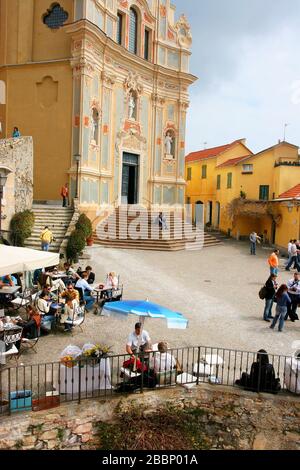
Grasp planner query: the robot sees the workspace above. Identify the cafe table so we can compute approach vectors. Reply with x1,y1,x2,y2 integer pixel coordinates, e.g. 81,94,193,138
0,286,21,296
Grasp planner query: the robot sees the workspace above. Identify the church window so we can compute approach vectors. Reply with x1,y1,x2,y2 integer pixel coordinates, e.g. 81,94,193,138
43,3,69,29
117,13,123,45
129,8,138,54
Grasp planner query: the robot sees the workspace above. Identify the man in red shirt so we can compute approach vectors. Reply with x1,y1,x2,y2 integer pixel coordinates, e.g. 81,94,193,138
61,183,69,207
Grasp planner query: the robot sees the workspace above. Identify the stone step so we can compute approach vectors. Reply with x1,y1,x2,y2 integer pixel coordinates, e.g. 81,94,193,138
93,239,221,249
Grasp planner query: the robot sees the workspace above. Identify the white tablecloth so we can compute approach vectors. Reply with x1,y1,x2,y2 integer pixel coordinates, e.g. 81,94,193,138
57,358,112,394
284,359,300,394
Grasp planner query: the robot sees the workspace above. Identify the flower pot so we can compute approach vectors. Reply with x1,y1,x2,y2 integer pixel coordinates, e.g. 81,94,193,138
86,237,94,247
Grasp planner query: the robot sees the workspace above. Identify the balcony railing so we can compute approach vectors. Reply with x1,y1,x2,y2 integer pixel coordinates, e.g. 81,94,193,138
274,161,300,167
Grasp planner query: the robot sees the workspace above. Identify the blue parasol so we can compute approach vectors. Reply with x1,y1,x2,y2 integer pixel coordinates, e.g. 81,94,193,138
102,299,188,329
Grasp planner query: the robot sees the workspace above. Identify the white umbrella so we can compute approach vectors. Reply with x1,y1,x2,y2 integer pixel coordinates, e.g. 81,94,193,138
0,245,59,276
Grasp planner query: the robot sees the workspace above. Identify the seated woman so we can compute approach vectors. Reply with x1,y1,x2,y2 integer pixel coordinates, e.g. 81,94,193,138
15,305,41,349
235,349,281,394
36,291,57,333
100,272,119,300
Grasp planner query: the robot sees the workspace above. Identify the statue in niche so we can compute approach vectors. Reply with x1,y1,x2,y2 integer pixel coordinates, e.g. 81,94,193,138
128,91,136,120
165,131,174,157
91,108,99,144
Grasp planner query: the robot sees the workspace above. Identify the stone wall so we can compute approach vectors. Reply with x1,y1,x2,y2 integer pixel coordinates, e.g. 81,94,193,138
0,137,33,230
0,384,299,450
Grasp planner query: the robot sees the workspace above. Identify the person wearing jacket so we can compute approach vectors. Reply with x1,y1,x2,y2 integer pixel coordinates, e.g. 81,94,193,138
270,284,291,332
285,272,300,322
40,226,54,252
235,349,281,393
263,274,278,322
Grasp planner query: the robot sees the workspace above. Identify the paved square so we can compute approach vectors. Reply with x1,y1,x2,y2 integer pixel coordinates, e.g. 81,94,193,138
16,240,300,366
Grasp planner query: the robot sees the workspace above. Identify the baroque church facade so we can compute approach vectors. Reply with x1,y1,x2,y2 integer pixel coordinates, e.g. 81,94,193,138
0,0,196,217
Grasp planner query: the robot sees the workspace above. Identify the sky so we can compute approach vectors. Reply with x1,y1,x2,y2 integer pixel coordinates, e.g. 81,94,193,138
173,0,300,154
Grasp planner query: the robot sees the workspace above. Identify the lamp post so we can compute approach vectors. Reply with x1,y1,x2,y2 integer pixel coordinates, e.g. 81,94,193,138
74,154,81,199
0,167,12,233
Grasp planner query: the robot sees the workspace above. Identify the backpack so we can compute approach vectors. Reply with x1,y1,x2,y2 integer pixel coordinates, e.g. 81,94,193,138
259,285,267,300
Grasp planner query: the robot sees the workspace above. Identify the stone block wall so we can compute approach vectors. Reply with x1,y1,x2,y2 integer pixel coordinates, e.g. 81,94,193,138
0,137,33,231
0,384,299,450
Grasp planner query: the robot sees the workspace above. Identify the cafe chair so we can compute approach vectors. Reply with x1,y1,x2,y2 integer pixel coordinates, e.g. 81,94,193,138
18,329,40,357
0,328,23,366
10,288,33,312
64,308,85,335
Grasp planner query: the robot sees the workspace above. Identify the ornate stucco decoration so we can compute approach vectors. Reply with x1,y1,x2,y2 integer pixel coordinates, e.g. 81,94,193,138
101,71,116,87
124,72,144,97
175,14,192,48
151,93,165,106
115,127,147,168
71,57,95,78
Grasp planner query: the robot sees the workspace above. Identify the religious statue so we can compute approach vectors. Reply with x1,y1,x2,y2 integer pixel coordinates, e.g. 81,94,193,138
90,108,99,144
128,92,136,120
165,132,173,156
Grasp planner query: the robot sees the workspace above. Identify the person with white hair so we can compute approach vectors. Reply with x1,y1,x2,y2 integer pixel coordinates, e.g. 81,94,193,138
150,341,177,373
284,349,300,394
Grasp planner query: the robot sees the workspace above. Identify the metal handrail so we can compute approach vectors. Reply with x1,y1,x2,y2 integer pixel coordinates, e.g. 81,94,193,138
0,344,298,416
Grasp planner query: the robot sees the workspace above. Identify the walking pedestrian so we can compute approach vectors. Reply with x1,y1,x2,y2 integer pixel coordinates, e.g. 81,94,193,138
40,226,53,252
285,240,293,269
270,284,291,332
268,249,279,276
286,240,300,271
249,231,261,255
60,182,69,207
285,273,300,322
263,273,278,322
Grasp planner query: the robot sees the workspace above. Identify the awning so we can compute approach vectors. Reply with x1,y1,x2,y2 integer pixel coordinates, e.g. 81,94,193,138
0,244,59,276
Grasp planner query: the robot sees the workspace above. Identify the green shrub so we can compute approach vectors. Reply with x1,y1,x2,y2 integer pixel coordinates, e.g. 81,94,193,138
66,229,86,263
75,213,93,239
10,210,35,247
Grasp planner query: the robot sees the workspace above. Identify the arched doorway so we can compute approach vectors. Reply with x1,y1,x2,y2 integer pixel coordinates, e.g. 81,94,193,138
206,201,213,225
195,200,204,225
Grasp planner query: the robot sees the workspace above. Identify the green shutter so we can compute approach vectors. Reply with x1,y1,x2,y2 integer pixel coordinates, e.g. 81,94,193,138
227,172,232,189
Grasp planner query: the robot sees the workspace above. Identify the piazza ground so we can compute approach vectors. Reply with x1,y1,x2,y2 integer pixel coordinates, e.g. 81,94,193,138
15,239,300,366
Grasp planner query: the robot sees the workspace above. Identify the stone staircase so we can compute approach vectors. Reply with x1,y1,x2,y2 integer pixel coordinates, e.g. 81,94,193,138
93,206,222,251
24,204,74,253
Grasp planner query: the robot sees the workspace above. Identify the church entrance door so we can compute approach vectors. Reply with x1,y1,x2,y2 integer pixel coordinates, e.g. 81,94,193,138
121,153,139,205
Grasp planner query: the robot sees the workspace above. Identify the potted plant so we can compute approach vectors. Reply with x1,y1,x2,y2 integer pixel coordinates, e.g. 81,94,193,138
75,214,93,246
82,344,113,365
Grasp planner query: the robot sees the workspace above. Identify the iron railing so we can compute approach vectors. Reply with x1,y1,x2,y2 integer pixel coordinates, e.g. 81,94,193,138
0,345,299,416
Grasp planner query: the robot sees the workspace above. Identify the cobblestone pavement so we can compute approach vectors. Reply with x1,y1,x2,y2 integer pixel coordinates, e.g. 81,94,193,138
17,240,300,366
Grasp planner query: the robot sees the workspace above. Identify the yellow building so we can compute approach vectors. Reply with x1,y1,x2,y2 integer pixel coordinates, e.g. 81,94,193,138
185,140,300,250
0,0,196,219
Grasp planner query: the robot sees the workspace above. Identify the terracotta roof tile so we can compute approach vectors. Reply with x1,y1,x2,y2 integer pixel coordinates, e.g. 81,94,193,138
185,139,252,164
278,184,300,199
185,143,233,163
217,155,252,168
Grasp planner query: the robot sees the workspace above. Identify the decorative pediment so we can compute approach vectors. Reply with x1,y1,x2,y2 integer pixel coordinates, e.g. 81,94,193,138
175,14,192,48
